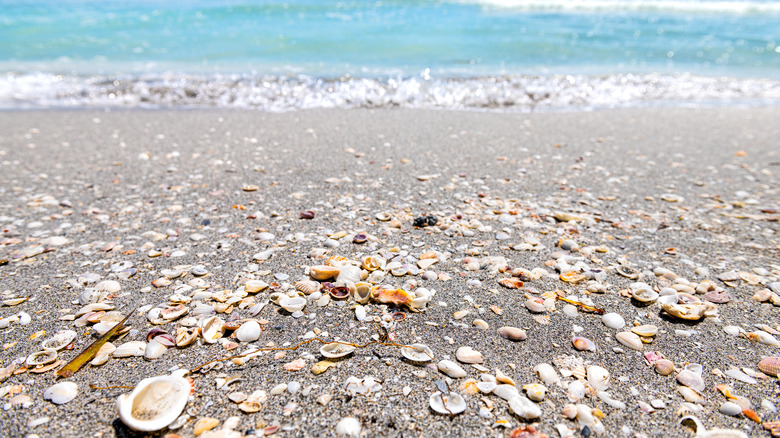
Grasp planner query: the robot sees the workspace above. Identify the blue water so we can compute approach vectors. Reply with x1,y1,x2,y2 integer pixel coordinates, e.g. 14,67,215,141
1,0,779,110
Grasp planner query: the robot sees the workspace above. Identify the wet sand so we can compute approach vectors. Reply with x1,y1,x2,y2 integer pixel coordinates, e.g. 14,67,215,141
0,107,779,438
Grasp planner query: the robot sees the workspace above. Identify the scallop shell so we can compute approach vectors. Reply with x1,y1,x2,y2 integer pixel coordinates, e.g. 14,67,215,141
401,344,434,362
294,280,321,295
601,313,625,330
497,326,527,342
43,382,78,405
437,360,467,378
429,391,466,415
41,330,77,351
587,365,610,391
309,265,340,281
117,374,191,432
572,336,596,352
26,349,58,366
758,356,780,377
320,343,356,358
235,320,261,343
616,332,644,351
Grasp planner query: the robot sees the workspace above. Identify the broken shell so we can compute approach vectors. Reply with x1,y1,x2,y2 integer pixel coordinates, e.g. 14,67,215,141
361,255,386,272
534,363,560,387
401,344,434,363
758,357,780,377
276,296,306,313
144,338,168,360
616,332,644,351
244,280,269,293
661,302,717,321
320,343,356,358
524,298,547,313
631,325,659,337
437,360,467,378
113,341,147,358
43,382,78,405
294,280,320,295
508,395,542,420
497,326,527,341
91,342,116,366
572,336,596,352
523,383,547,402
200,316,225,344
680,415,747,438
175,327,199,347
370,286,413,308
499,277,524,289
309,265,340,281
26,349,58,366
429,391,466,415
235,321,261,343
116,374,191,432
455,346,483,364
41,330,77,351
353,282,371,304
587,365,610,391
616,265,639,279
601,312,625,330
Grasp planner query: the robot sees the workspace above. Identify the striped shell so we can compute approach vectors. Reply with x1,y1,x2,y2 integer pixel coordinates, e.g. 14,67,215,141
294,280,321,295
758,356,780,377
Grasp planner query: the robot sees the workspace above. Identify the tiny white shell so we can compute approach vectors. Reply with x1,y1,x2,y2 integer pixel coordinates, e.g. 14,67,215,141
43,382,78,405
235,320,261,343
320,343,357,358
400,344,434,362
429,391,466,415
601,312,625,330
335,416,362,437
116,374,191,432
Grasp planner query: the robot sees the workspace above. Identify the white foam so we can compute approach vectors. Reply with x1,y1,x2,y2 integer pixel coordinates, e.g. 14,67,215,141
455,0,780,14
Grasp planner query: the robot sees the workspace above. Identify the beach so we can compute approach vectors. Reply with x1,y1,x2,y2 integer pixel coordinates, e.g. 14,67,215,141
0,107,779,438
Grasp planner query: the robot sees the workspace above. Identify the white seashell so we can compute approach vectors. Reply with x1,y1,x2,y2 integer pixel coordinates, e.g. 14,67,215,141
723,325,743,336
95,280,121,293
567,380,586,402
525,299,547,313
429,391,466,415
508,395,542,420
724,368,757,385
534,363,560,386
616,331,644,351
601,312,625,330
437,360,467,378
320,343,357,358
677,386,703,403
676,364,705,392
455,346,483,364
523,383,547,402
572,336,596,352
277,296,306,313
26,349,58,366
497,326,527,341
335,416,362,436
143,338,168,360
587,365,610,391
400,344,434,362
336,265,361,284
244,280,269,293
113,341,147,358
117,374,191,432
719,402,742,416
749,330,780,347
631,325,658,337
657,294,679,305
631,284,659,304
43,382,78,405
476,381,497,394
200,316,225,344
597,391,626,409
354,305,367,321
680,415,747,438
41,330,77,351
661,302,717,321
91,342,116,366
235,320,261,343
492,384,520,401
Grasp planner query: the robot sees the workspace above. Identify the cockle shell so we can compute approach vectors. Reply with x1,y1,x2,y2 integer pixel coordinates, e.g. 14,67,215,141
294,280,320,295
758,357,780,377
437,360,467,378
616,332,644,351
235,320,261,343
429,391,466,415
587,366,610,391
117,373,191,432
320,343,356,358
572,336,596,352
401,344,434,362
43,382,78,405
41,330,77,351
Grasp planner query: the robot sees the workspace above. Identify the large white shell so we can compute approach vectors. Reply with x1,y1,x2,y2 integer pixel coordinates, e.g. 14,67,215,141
117,374,191,432
587,366,610,391
616,332,644,351
401,344,434,362
429,391,466,415
235,320,261,343
41,330,77,351
437,360,467,378
320,343,357,358
113,341,147,358
277,296,306,313
43,382,78,405
601,312,625,330
336,265,362,284
534,363,560,386
144,338,168,360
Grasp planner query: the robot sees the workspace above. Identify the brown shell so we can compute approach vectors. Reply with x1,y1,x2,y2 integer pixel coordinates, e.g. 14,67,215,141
499,277,524,289
758,356,780,377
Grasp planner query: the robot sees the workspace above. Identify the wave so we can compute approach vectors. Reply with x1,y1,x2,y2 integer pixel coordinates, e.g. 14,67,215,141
456,0,780,14
1,72,779,112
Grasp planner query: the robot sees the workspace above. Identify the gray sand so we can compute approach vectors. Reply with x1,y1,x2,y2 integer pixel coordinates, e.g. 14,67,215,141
0,107,779,438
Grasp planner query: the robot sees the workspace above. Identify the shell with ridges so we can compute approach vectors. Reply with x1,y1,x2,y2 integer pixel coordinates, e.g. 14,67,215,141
294,280,320,295
235,320,261,343
116,373,191,432
758,357,780,377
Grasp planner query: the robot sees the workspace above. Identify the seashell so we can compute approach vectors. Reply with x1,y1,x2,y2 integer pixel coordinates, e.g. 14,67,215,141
654,359,675,376
144,338,168,360
41,330,77,351
616,332,644,351
244,280,269,293
294,280,320,295
477,381,497,393
193,417,220,435
524,298,547,313
719,402,743,416
630,283,659,304
658,294,679,305
703,290,732,303
151,278,171,288
534,363,560,386
493,385,520,402
336,265,362,284
497,326,527,341
116,373,191,432
336,416,362,437
437,360,467,378
95,280,121,293
160,304,188,322
309,265,340,281
676,364,705,392
562,403,578,419
200,316,225,344
361,255,386,272
498,277,524,289
587,365,610,391
371,286,413,308
43,382,78,405
508,395,542,420
615,265,639,279
320,343,356,358
26,349,58,366
677,386,703,403
235,320,261,343
631,325,659,337
472,319,489,330
429,391,466,415
680,415,748,438
747,330,780,347
572,336,596,352
661,302,716,321
455,346,483,364
601,312,625,330
724,368,757,385
353,282,371,304
328,285,351,300
598,391,626,409
175,327,199,347
758,357,780,377
523,383,547,402
401,344,434,363
276,296,306,313
113,341,147,357
567,380,586,402
91,342,116,366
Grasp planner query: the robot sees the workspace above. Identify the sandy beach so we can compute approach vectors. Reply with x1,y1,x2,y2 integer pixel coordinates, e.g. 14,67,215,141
0,107,779,438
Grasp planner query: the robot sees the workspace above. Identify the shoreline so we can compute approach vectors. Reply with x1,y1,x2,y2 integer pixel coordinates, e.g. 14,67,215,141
0,107,778,438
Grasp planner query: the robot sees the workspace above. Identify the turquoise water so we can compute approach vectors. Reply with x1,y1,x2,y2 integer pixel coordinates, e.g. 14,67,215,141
1,0,779,110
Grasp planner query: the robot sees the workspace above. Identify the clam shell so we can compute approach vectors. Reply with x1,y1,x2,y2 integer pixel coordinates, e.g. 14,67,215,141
244,280,269,293
41,330,77,351
587,365,610,391
200,316,225,343
497,326,527,342
26,349,58,366
749,330,780,347
601,312,625,330
175,327,199,347
43,382,78,405
455,346,483,364
278,296,306,313
719,402,743,416
437,360,467,378
90,342,116,366
309,265,340,281
144,338,168,360
401,344,434,362
758,356,780,377
534,363,560,386
235,320,261,343
630,283,659,304
117,374,191,432
320,343,356,358
113,341,147,358
631,325,658,337
572,336,596,352
95,280,121,293
353,282,371,304
429,391,466,415
616,332,644,351
676,365,705,392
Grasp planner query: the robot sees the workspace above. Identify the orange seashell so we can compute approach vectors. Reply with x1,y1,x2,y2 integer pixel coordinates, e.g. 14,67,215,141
572,336,596,352
560,271,586,284
370,286,413,307
509,425,546,438
758,356,780,377
499,277,524,289
743,408,761,423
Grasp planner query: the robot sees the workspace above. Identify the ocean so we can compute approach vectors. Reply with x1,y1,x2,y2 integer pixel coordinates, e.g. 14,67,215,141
1,0,779,111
